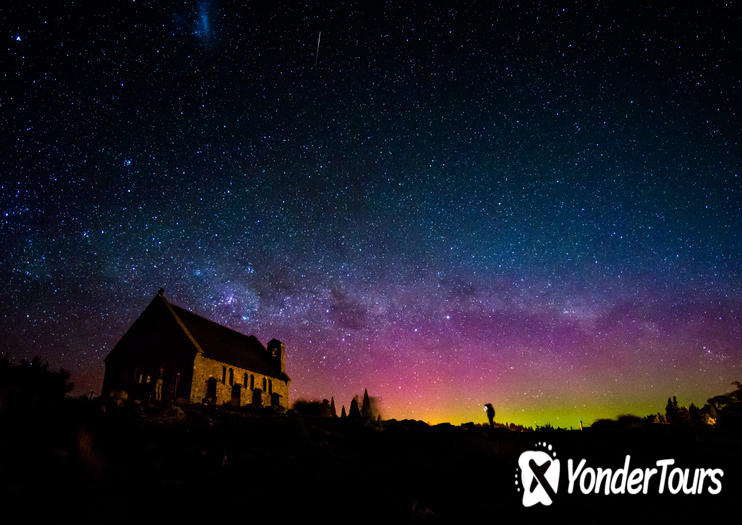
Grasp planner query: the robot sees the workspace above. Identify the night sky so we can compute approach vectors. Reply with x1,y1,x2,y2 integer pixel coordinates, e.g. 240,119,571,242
2,1,740,426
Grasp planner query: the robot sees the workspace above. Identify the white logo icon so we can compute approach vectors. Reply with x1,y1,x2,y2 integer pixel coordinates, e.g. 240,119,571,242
516,442,560,507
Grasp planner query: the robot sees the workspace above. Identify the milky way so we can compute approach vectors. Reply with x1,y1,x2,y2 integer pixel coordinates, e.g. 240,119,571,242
2,1,740,425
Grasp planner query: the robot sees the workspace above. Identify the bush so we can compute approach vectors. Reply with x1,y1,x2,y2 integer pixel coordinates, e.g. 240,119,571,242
0,355,73,414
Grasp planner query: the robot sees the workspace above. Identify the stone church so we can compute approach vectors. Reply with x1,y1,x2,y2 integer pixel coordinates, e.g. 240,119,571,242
102,289,290,409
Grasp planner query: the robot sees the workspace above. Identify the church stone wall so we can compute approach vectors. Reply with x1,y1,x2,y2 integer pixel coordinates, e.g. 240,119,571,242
190,353,289,409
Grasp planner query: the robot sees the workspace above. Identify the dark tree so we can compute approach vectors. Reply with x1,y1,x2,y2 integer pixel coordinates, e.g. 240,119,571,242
361,388,370,419
349,395,361,418
689,403,702,425
330,396,337,417
665,396,678,423
665,395,690,425
0,355,73,414
705,381,742,430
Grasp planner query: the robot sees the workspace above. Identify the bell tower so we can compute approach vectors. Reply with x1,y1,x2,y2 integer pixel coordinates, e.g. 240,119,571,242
267,338,285,374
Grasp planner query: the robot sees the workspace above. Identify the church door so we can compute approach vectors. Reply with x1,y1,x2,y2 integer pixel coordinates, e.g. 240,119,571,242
206,377,217,404
231,384,241,407
251,388,263,407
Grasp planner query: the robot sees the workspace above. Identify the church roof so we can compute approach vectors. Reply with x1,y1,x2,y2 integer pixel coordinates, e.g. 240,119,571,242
160,293,290,381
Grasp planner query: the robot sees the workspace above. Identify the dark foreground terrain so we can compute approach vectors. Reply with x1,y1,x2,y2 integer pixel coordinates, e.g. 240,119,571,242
1,399,740,524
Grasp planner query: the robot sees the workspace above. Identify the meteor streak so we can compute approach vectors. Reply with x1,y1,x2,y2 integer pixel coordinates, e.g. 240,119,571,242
314,31,321,67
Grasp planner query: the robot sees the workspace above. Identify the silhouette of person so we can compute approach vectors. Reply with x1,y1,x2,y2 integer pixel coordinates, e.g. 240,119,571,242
484,403,495,427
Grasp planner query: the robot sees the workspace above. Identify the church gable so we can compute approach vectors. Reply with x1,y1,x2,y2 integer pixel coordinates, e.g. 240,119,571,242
102,290,290,409
102,292,199,400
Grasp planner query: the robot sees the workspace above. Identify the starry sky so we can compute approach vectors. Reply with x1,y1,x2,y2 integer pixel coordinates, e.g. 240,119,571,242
2,1,740,426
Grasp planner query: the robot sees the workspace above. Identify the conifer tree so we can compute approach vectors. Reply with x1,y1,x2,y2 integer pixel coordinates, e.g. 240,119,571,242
361,388,371,418
349,395,361,418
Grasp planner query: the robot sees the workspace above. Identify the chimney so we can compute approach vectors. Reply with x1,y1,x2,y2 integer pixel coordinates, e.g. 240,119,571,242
267,339,285,374
158,288,165,296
